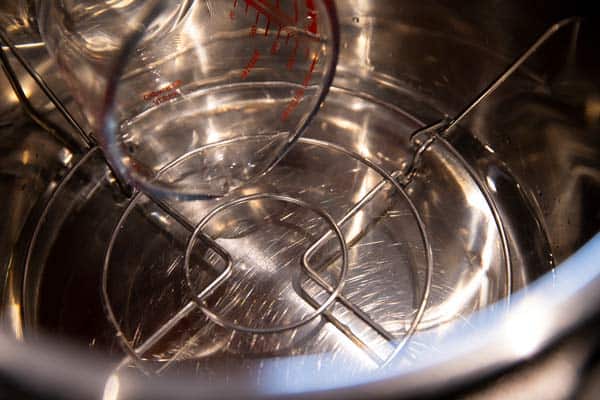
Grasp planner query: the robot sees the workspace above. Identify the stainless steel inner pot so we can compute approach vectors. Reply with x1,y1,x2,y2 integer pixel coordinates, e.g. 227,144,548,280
1,1,599,399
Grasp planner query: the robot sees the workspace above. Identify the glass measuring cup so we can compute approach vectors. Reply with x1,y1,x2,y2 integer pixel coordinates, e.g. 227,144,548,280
36,0,339,199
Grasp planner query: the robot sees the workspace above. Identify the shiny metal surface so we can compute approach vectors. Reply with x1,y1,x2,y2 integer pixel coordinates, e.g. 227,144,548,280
0,1,599,399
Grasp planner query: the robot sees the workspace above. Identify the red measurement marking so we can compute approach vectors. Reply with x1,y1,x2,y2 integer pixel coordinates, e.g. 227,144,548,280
287,38,299,70
303,54,317,85
143,80,182,106
282,87,304,121
229,9,236,20
286,57,295,70
241,49,261,79
245,0,295,27
233,1,323,120
153,91,180,105
281,55,318,120
271,40,280,54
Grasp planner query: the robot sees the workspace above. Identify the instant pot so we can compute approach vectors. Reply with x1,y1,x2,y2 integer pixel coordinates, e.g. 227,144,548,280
1,1,599,399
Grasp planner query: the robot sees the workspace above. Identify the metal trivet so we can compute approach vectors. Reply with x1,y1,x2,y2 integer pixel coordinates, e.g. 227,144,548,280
1,17,579,374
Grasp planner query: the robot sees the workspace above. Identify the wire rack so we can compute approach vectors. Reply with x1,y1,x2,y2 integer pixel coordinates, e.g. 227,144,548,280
0,16,580,374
